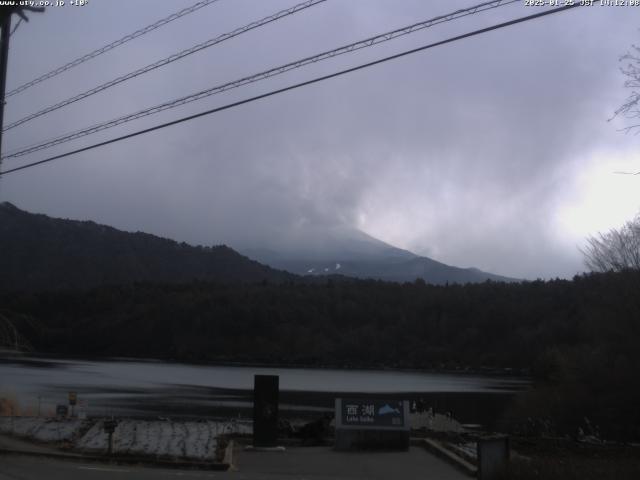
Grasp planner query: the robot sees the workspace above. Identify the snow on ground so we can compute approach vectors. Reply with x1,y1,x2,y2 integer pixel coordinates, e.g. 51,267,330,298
0,417,85,442
75,419,252,460
409,411,464,433
0,416,252,460
450,441,478,460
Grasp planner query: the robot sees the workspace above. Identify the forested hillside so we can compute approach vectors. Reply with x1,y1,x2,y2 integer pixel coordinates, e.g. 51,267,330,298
0,202,293,290
4,271,637,369
3,270,639,439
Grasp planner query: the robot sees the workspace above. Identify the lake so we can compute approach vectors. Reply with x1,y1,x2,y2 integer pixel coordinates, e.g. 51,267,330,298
0,355,527,426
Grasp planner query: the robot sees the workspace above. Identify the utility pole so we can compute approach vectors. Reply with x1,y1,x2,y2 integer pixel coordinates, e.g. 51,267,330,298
0,6,44,168
0,9,11,164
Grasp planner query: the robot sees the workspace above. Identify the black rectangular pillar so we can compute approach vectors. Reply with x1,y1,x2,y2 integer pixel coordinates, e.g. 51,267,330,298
253,374,279,447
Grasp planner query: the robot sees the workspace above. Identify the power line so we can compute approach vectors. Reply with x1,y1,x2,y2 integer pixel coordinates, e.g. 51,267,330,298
0,5,45,167
0,4,581,177
3,0,519,159
3,0,326,132
5,0,222,98
9,18,22,37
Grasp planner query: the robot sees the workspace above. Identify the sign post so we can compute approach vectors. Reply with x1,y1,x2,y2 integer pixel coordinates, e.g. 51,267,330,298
335,398,410,451
56,405,68,418
103,419,118,456
252,375,279,448
77,399,88,420
68,391,77,417
478,435,510,480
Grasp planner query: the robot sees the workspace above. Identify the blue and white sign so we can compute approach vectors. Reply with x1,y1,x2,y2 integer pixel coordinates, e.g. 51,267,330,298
339,398,406,427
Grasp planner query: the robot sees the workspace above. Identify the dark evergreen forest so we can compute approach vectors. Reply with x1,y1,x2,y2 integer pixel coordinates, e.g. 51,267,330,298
3,270,639,440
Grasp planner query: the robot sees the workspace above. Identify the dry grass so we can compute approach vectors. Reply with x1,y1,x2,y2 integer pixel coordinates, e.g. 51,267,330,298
509,438,640,480
0,393,20,416
509,455,640,480
0,393,51,417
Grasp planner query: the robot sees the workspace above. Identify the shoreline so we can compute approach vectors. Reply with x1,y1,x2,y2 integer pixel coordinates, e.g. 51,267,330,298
0,351,531,379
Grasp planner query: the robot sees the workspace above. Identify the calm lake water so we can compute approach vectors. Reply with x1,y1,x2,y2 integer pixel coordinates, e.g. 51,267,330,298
0,355,527,424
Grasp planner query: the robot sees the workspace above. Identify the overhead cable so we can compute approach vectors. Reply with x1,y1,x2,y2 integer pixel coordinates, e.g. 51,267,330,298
3,0,327,131
5,0,223,98
3,0,518,158
0,4,582,177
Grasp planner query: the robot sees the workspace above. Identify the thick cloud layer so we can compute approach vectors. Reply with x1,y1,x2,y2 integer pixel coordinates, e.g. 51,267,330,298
1,0,639,279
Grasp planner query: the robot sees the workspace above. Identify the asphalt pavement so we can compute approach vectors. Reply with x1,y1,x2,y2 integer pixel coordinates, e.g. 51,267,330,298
0,455,220,480
231,445,469,480
0,445,470,480
0,433,81,456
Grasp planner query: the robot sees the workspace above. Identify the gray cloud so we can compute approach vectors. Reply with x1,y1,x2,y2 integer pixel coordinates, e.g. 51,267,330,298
1,0,638,279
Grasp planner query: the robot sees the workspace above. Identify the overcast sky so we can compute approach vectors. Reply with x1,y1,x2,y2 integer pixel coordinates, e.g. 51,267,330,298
0,0,639,279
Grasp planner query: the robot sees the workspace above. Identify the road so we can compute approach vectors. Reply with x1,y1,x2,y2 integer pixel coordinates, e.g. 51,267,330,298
231,445,469,480
0,446,469,480
0,455,219,480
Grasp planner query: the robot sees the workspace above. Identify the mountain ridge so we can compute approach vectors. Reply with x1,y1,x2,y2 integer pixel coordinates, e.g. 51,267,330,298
0,202,516,290
241,225,517,284
0,202,293,291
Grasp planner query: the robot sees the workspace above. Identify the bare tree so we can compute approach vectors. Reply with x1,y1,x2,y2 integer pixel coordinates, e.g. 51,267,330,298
611,42,640,133
582,214,640,272
0,313,33,352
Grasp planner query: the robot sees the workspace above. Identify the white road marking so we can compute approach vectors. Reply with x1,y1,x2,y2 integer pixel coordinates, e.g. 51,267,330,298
159,473,217,478
76,465,216,477
77,466,131,473
151,473,217,478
